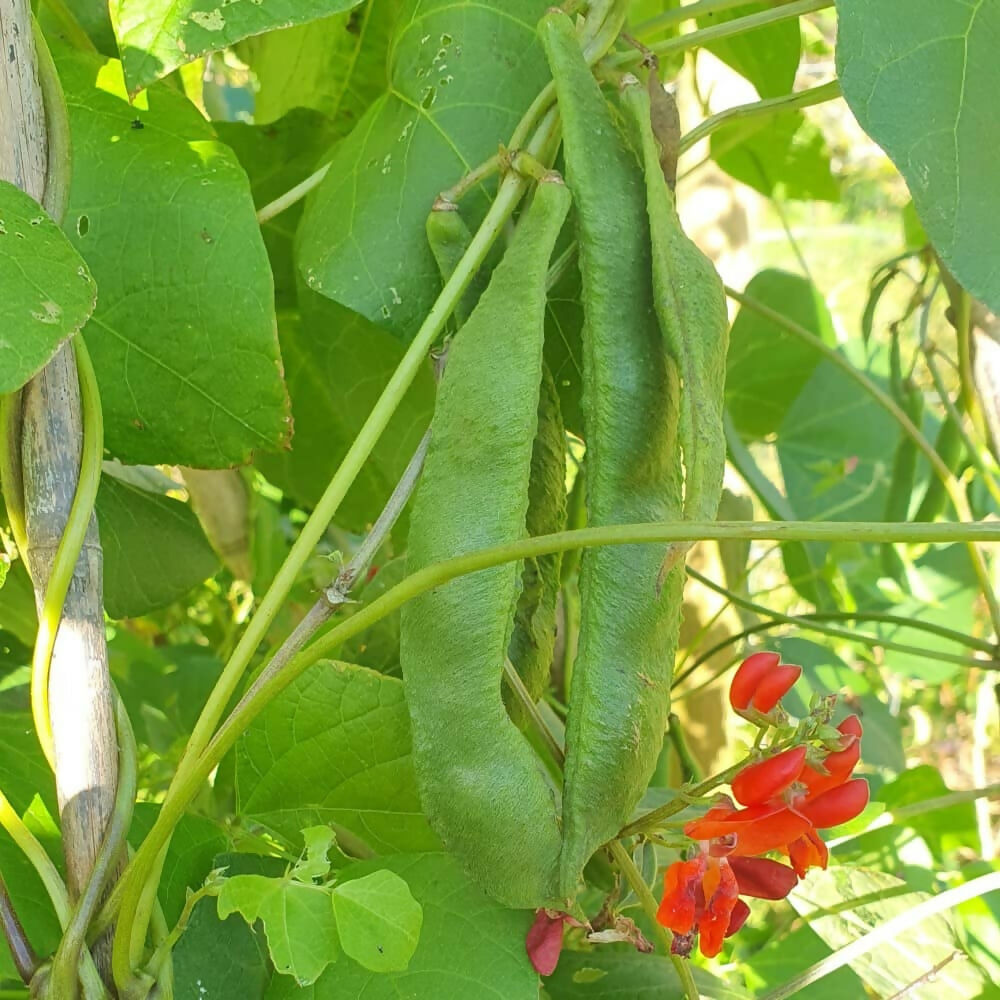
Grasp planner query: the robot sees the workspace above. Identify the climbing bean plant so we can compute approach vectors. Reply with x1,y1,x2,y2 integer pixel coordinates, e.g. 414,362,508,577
0,0,999,998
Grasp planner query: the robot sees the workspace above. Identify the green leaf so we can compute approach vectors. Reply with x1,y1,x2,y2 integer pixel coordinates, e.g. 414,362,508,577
0,559,37,646
297,0,554,340
712,109,839,201
546,952,751,999
790,867,989,999
836,0,1000,313
876,765,978,863
110,0,365,94
96,471,220,619
237,0,399,128
0,180,96,393
58,48,290,466
331,869,422,973
216,111,339,311
218,874,340,986
871,545,978,684
700,2,801,98
337,557,408,676
266,853,539,1000
777,358,900,523
236,660,439,854
726,269,836,439
254,298,433,533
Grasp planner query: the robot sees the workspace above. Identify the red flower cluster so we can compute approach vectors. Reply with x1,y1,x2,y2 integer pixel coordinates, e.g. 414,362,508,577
656,652,868,959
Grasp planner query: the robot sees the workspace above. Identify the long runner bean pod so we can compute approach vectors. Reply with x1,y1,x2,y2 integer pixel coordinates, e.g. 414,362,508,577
621,73,729,531
400,176,570,909
540,12,685,898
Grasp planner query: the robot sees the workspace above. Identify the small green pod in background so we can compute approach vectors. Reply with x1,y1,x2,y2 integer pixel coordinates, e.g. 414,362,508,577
540,11,685,899
425,199,480,328
506,364,567,729
400,176,570,910
621,74,729,531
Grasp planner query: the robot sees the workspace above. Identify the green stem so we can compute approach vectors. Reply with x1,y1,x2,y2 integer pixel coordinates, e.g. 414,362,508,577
617,0,834,65
0,392,27,558
255,163,330,224
51,698,136,1000
667,713,703,783
679,80,841,153
621,760,748,837
33,16,72,224
727,285,1000,637
30,336,103,771
674,567,996,681
440,154,501,205
607,840,698,1000
759,871,1000,1000
502,658,564,766
635,0,764,36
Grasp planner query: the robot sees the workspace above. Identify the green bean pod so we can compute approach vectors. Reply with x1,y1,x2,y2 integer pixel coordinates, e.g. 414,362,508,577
621,76,729,529
540,11,685,897
506,365,567,728
400,177,570,909
425,201,479,327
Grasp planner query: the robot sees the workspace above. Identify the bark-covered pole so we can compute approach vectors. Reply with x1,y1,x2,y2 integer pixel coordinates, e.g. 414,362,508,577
0,0,118,980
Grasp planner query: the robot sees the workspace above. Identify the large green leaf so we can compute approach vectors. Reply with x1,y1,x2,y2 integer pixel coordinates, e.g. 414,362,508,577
58,48,290,466
700,1,800,98
0,181,96,393
96,471,220,618
110,0,364,94
712,109,839,202
296,0,553,340
266,853,538,1000
236,660,438,854
726,269,836,440
238,0,399,128
836,1,1000,313
790,867,989,998
546,952,751,998
255,298,433,531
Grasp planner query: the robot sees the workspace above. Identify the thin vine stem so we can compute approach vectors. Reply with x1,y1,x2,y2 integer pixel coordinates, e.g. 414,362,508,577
255,163,330,224
607,840,698,1000
0,875,36,984
97,516,1000,936
759,871,1000,1000
673,567,997,685
30,336,104,771
679,79,841,154
616,0,834,65
634,0,759,36
726,285,1000,637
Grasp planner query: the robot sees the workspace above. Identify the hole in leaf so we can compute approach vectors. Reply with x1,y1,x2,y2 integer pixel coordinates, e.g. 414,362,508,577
77,215,89,237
